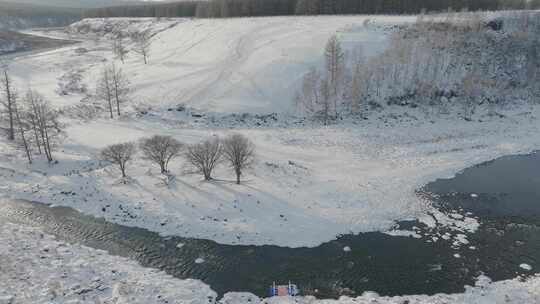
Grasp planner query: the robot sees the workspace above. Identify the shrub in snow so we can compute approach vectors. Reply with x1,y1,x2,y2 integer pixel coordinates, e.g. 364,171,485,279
56,70,87,96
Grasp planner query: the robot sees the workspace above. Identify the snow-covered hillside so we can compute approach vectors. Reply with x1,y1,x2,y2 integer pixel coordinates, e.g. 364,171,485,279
62,16,413,114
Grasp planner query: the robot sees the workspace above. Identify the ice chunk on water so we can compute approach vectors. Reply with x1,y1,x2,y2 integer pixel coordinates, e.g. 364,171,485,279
195,258,205,264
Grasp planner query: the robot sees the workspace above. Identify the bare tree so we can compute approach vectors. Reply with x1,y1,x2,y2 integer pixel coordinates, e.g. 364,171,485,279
461,70,482,121
318,77,332,125
140,135,183,174
96,66,114,119
296,67,321,114
296,69,333,125
24,90,43,155
223,134,254,184
25,90,62,162
1,68,16,140
100,142,136,178
132,31,151,64
112,36,129,64
324,35,344,117
186,137,223,180
13,96,32,164
110,64,130,116
349,62,363,114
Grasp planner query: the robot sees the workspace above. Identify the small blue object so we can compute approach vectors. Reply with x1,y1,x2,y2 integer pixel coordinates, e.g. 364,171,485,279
269,282,299,297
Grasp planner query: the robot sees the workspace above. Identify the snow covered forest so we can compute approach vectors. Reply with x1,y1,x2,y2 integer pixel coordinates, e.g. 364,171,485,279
1,7,540,304
297,11,540,123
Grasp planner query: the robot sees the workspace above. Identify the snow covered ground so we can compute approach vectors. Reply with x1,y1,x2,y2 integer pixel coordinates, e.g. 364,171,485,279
2,15,540,248
1,221,539,303
13,16,414,112
0,221,216,304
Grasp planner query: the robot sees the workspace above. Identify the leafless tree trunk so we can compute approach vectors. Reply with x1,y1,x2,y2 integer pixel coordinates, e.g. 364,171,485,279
223,134,254,184
350,63,363,114
101,142,136,178
110,64,130,117
140,135,183,174
25,90,62,162
112,36,129,64
297,67,321,114
324,35,344,118
319,77,332,125
25,90,43,154
96,67,114,119
186,137,223,181
1,69,16,141
13,97,32,164
132,31,151,64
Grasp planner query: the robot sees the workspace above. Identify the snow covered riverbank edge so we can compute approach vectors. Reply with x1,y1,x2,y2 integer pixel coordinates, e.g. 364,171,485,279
1,221,539,304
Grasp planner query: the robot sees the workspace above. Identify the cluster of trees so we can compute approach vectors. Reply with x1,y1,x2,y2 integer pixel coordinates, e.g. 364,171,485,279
297,11,540,122
1,68,63,164
82,0,540,19
101,134,255,184
296,35,348,125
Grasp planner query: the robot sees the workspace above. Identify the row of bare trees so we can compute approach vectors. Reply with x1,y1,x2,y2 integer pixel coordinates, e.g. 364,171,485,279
101,134,255,184
1,68,63,164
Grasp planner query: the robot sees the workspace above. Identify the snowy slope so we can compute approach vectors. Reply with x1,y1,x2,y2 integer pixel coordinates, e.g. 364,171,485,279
60,16,414,114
